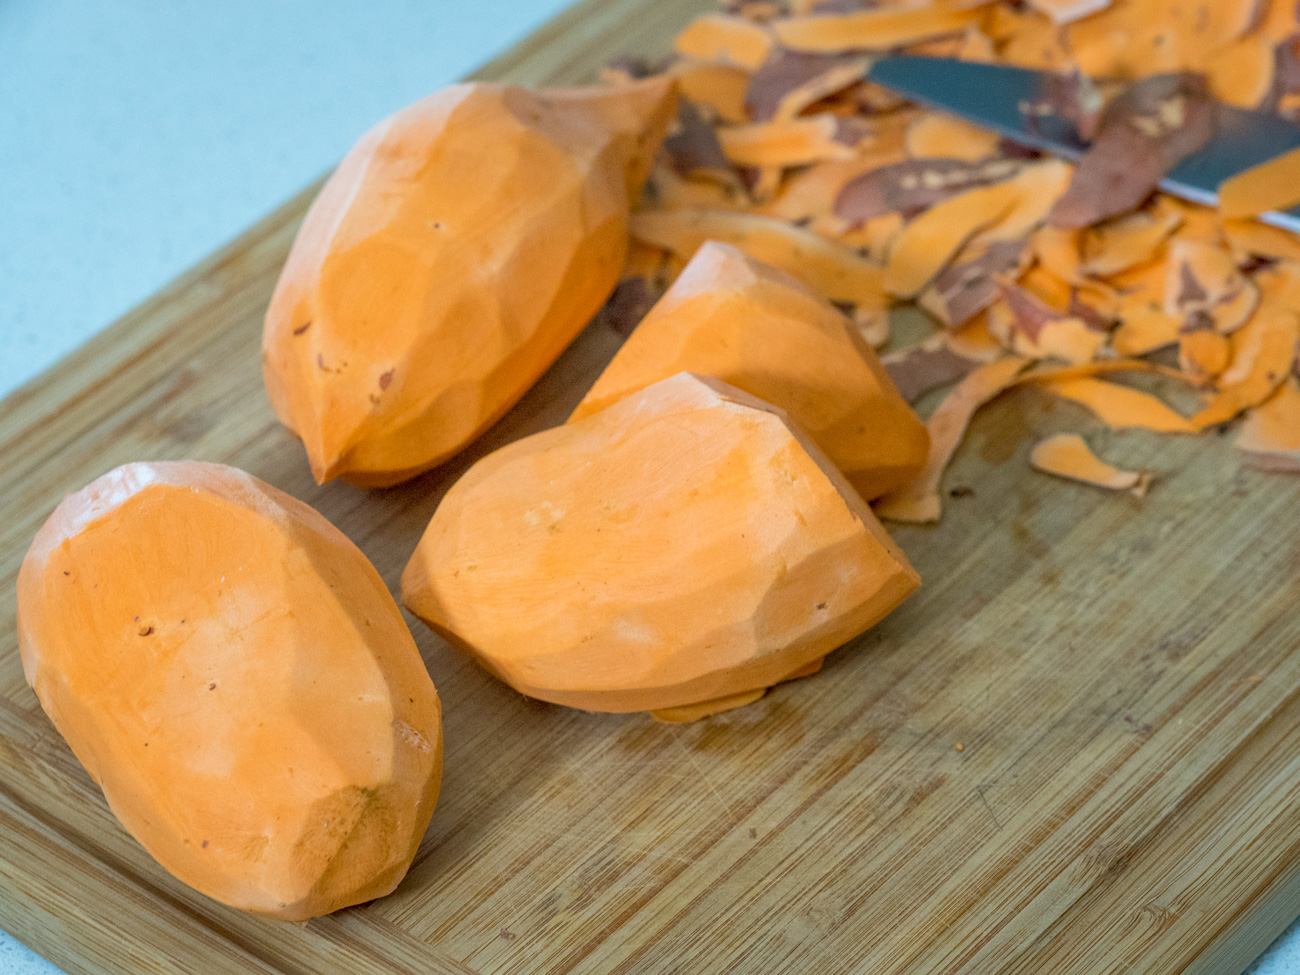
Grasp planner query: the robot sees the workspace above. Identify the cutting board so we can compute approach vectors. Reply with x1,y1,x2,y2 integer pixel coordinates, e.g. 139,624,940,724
4,0,1300,971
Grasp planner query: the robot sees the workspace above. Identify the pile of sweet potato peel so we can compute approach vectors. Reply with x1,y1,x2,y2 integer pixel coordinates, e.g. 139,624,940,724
607,0,1300,519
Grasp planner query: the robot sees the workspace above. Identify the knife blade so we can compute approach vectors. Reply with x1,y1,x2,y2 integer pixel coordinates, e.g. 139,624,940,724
869,56,1300,234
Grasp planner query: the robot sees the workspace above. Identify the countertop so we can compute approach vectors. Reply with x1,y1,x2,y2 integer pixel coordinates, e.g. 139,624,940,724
0,1,1296,972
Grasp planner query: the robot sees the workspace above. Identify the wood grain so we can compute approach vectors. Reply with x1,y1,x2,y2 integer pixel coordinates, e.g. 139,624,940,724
3,0,1300,971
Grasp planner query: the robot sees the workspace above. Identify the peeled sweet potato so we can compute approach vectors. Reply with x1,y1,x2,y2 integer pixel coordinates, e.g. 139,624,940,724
264,78,675,486
571,241,929,499
17,462,442,920
402,373,920,714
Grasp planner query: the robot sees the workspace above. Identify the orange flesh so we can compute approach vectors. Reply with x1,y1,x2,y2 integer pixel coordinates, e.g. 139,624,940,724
1037,377,1197,433
1191,299,1300,429
717,115,860,168
571,241,930,500
650,689,768,723
599,0,1300,536
774,5,990,52
16,462,442,920
1163,239,1259,335
764,156,909,223
1207,34,1276,109
1034,226,1084,283
1179,327,1232,380
1218,145,1300,219
906,112,1002,162
885,161,1070,297
675,15,773,70
1029,433,1150,494
671,61,751,123
885,181,1019,298
402,374,920,713
264,78,674,486
772,60,871,122
1236,378,1300,471
874,357,1030,523
649,655,826,723
629,208,888,306
1221,219,1300,264
1080,203,1183,277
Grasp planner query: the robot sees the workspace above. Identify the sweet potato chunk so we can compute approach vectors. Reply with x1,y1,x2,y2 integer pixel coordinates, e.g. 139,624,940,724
264,78,675,486
16,462,442,920
571,241,929,499
403,373,920,714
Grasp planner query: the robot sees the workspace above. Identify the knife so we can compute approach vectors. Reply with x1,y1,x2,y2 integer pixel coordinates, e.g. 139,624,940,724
869,56,1300,234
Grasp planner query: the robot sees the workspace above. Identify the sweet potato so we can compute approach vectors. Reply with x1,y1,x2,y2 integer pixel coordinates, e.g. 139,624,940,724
571,241,929,499
264,78,675,486
17,462,442,920
403,373,920,713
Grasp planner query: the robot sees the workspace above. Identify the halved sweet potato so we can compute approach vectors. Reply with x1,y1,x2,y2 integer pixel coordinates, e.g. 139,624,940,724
264,78,675,486
16,462,442,920
571,241,929,499
403,373,920,714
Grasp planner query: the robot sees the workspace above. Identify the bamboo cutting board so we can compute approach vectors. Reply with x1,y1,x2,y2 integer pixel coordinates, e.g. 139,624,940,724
3,0,1300,972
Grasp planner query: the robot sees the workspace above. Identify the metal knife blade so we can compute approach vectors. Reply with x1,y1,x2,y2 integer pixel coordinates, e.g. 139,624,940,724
869,56,1300,233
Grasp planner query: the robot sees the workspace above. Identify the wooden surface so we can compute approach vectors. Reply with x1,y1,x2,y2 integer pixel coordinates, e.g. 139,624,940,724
3,0,1300,972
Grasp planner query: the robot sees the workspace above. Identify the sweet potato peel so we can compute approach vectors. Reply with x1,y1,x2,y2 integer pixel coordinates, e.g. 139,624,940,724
907,112,1003,162
1236,378,1300,471
774,5,990,53
835,158,1021,227
875,357,1029,523
1030,433,1151,495
1164,240,1259,335
1191,298,1300,429
1218,144,1300,219
920,239,1030,327
629,208,887,306
675,15,774,70
1038,377,1197,433
882,335,982,402
746,49,870,121
1051,74,1216,229
718,114,862,167
597,0,1300,531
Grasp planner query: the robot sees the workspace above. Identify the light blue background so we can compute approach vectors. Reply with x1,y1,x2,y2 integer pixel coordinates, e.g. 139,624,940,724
0,2,1297,972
